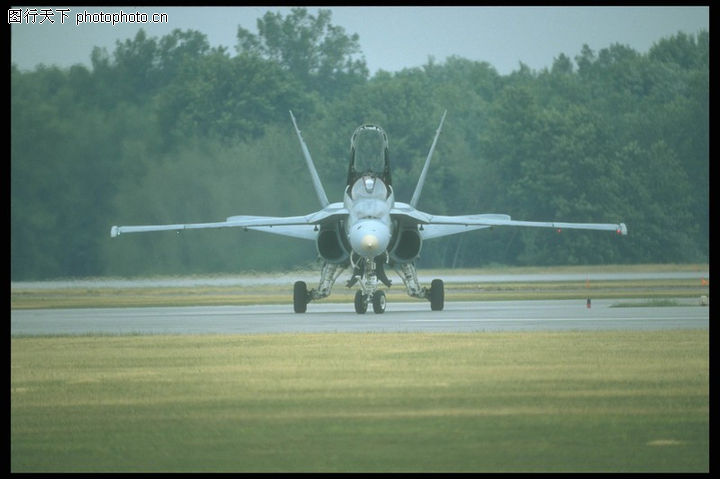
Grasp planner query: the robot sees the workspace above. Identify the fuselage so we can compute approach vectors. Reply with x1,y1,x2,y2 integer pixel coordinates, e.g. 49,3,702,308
342,124,395,260
344,175,393,259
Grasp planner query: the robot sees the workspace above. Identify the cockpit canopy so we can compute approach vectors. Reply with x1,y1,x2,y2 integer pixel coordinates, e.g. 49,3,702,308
347,125,391,186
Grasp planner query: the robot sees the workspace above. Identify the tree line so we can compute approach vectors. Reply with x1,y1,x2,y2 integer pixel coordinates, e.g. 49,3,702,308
11,8,708,280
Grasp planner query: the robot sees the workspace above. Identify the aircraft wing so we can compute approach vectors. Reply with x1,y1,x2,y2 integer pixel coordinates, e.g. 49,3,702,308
110,203,348,240
391,203,627,240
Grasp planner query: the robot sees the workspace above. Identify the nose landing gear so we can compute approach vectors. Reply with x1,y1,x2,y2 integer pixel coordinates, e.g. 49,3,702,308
353,290,386,314
350,258,387,314
372,290,386,314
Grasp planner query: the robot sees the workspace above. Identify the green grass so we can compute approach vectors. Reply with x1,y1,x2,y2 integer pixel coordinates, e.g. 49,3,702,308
11,330,708,472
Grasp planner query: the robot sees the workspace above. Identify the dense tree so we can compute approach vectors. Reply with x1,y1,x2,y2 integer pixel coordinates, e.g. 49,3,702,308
155,49,310,145
236,7,369,98
10,10,708,279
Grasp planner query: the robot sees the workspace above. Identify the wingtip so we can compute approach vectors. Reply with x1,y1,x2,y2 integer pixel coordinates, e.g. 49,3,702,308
110,226,119,238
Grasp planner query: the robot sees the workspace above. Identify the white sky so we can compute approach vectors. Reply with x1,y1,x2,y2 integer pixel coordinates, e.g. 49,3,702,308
10,6,709,76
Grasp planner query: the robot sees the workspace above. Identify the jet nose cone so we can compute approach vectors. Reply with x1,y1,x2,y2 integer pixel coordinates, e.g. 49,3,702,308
349,220,390,259
362,234,379,253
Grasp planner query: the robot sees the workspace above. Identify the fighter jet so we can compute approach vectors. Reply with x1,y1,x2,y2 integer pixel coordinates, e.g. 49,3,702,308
111,111,627,314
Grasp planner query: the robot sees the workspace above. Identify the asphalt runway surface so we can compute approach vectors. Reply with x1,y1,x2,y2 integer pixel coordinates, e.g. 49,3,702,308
11,299,708,336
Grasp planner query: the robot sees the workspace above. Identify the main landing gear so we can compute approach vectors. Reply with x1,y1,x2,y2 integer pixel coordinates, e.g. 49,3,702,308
293,280,309,314
429,278,444,311
293,259,444,314
394,262,444,311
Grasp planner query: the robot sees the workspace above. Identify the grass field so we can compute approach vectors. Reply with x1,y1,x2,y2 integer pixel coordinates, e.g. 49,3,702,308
11,330,708,472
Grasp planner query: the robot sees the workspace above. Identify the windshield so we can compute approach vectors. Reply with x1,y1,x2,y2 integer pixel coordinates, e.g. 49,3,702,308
351,125,387,175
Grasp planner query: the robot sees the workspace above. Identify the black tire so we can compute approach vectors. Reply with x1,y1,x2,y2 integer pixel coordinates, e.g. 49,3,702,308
372,290,386,314
354,290,368,314
430,279,444,311
293,281,308,313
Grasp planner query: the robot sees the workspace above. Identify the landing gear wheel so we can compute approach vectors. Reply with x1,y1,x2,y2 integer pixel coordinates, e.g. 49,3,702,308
354,290,368,314
293,281,308,313
372,290,386,314
430,279,444,311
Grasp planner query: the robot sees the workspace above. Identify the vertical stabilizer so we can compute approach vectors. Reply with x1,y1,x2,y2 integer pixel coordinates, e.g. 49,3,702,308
290,111,330,207
410,110,447,208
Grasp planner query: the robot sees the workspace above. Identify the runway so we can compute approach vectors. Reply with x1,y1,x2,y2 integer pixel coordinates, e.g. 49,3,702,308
11,299,708,336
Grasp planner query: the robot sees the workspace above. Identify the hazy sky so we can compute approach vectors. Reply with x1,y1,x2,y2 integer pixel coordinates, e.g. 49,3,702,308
10,6,709,76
